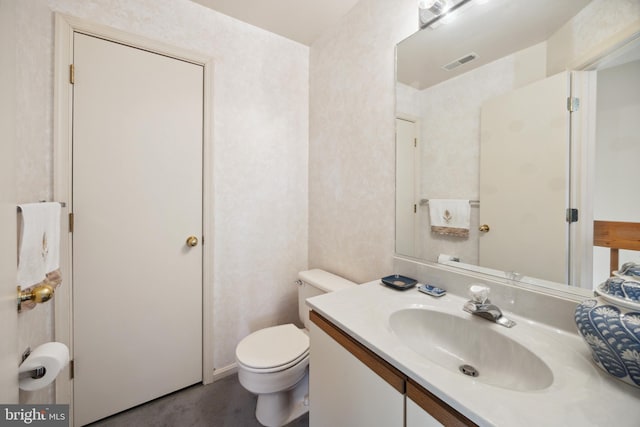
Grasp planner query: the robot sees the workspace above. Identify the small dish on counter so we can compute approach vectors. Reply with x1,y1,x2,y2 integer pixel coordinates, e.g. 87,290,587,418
381,274,417,290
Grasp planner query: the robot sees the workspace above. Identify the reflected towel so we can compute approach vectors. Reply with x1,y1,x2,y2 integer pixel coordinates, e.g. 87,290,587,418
17,202,61,287
428,199,470,238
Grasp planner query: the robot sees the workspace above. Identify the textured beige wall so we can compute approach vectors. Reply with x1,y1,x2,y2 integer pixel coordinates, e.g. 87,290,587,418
547,0,640,73
13,0,309,402
309,0,417,284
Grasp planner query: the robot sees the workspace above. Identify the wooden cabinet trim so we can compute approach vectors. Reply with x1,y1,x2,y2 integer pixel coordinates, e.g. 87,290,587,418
407,379,478,427
310,310,406,393
593,220,640,274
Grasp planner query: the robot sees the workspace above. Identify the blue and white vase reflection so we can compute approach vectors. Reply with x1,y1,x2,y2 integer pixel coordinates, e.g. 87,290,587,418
601,276,640,302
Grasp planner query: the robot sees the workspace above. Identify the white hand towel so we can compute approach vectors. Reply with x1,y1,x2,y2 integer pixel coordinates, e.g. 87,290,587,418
428,199,470,238
17,202,61,287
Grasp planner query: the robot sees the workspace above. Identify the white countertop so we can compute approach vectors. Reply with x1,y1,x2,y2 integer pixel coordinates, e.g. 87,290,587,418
306,280,640,427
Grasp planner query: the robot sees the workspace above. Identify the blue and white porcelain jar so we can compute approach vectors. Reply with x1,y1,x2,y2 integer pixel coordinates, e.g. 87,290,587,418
618,261,640,280
575,271,640,389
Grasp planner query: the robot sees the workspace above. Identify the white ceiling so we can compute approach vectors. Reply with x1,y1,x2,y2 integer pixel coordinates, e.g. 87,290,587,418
190,0,361,45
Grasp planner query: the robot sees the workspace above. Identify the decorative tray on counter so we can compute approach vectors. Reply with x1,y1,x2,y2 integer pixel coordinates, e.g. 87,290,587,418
381,274,417,290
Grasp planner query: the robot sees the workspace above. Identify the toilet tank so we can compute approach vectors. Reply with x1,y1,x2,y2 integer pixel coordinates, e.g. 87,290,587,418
297,269,356,329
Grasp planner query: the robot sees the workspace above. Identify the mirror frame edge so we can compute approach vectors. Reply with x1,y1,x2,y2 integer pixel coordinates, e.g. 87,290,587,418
394,254,591,302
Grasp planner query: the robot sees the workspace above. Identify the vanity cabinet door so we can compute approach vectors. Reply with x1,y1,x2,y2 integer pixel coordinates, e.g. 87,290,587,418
407,379,477,427
309,311,404,427
407,397,444,427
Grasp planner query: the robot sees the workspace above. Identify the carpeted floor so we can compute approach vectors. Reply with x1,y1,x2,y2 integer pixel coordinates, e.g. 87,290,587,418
87,374,309,427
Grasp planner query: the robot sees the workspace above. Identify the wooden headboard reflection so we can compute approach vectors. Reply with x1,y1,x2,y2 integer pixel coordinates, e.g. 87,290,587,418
593,221,640,275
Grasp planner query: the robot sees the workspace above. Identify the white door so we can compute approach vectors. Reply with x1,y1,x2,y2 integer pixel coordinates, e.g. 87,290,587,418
0,0,19,404
479,72,570,283
72,33,203,425
0,197,18,405
396,118,418,257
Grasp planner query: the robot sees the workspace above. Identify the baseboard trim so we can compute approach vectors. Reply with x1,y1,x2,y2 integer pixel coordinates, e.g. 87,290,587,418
212,363,238,382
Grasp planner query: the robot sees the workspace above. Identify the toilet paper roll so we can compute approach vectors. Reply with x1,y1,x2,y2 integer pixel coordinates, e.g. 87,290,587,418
19,342,69,391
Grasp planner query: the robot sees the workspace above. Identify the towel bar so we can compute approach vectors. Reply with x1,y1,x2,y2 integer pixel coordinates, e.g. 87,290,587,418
16,201,66,212
420,199,480,206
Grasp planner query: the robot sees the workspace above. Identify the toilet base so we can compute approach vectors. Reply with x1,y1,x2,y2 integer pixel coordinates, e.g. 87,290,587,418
256,369,309,427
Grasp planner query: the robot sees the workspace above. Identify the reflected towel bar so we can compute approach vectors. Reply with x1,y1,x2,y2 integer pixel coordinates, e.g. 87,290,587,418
17,201,66,212
420,199,479,206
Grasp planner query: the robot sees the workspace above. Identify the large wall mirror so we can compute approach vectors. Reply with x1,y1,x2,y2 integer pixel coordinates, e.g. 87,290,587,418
395,0,640,294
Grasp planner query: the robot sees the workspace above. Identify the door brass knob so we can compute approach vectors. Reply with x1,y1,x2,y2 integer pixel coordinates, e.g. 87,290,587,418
479,224,490,232
186,236,199,247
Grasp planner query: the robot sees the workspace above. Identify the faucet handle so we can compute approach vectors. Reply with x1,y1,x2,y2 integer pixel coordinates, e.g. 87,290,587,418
469,284,490,304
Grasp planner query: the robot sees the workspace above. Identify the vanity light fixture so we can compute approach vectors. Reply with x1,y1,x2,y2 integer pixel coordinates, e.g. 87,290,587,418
419,0,449,16
419,0,472,29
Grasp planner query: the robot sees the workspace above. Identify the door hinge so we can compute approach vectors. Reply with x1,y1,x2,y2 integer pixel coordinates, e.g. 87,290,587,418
70,64,75,84
414,204,417,213
414,138,417,147
567,96,579,112
566,208,579,223
69,212,74,232
69,359,74,380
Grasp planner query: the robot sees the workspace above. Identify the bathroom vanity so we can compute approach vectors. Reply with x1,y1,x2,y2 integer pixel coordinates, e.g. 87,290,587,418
307,279,640,427
310,310,472,427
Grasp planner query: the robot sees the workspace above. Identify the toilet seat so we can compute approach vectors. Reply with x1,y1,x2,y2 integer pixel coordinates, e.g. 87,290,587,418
236,324,309,373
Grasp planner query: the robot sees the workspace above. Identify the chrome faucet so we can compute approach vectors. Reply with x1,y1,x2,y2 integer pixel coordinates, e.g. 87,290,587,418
463,285,516,328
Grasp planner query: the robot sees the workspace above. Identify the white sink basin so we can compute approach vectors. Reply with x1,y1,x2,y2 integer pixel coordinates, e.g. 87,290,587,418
389,308,553,391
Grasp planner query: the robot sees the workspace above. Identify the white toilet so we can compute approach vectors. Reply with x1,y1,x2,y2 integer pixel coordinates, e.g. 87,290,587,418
235,269,356,427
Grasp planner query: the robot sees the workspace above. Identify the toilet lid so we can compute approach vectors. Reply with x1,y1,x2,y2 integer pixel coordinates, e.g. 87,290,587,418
236,324,309,370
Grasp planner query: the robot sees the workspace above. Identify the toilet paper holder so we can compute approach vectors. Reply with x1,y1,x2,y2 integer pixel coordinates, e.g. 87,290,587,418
18,347,47,381
19,367,46,381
